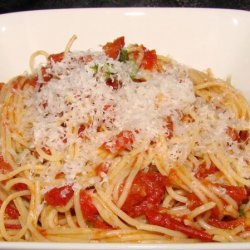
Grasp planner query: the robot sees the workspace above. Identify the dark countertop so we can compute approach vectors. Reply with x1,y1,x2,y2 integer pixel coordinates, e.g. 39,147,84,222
0,0,250,14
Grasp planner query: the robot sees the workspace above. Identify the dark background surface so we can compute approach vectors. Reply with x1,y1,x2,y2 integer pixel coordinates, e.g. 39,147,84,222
0,0,250,14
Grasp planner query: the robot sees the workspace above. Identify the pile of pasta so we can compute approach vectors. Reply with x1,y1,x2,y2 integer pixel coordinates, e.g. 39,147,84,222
0,36,249,243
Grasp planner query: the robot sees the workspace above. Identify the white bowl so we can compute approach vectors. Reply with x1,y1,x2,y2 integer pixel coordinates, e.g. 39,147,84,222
0,8,249,250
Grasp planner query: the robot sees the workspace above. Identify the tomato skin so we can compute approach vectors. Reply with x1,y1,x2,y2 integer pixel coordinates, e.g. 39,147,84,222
44,185,74,206
187,193,203,210
146,209,213,242
33,147,52,159
0,155,12,174
12,183,28,191
12,183,31,200
42,147,52,156
103,36,125,59
187,184,247,219
227,127,239,141
238,130,249,143
26,77,37,88
48,52,64,62
187,192,220,219
95,162,109,176
164,116,173,139
208,217,245,229
0,82,4,90
39,52,64,85
195,162,218,179
220,185,247,205
55,172,65,179
79,190,111,229
105,78,122,90
79,190,98,219
132,45,157,70
5,224,22,229
41,66,52,82
227,127,249,143
141,49,157,70
121,170,169,217
103,130,135,154
78,124,86,139
78,55,93,64
0,200,20,219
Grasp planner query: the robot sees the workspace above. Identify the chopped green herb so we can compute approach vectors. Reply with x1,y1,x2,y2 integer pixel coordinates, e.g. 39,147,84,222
129,61,139,80
91,64,99,74
239,208,245,217
119,49,129,62
103,63,116,79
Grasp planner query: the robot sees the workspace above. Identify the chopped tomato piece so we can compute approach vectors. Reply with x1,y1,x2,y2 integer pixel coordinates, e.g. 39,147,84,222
44,185,74,206
141,49,157,70
26,77,37,88
227,127,239,141
78,124,86,136
32,150,40,159
32,147,51,158
42,147,52,156
227,128,249,143
208,217,245,229
187,184,247,217
0,82,4,90
12,183,30,200
0,155,12,174
164,116,173,139
146,209,213,242
79,190,111,229
78,124,89,141
5,223,22,229
195,162,218,179
239,130,249,143
48,52,64,62
121,170,169,217
187,192,220,218
11,77,22,90
103,104,115,113
181,113,194,123
102,130,135,154
95,162,110,176
55,172,65,179
41,66,52,82
0,200,20,219
103,36,125,59
38,228,47,236
78,55,93,64
187,193,203,210
168,168,179,186
105,78,122,90
219,185,247,205
210,206,220,219
79,190,97,219
132,45,157,70
12,183,28,191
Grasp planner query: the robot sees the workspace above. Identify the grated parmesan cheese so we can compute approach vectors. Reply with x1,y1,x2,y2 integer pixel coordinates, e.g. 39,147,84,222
15,48,249,189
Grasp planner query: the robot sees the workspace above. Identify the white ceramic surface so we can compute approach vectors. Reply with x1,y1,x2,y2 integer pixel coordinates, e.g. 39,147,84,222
0,8,250,100
0,8,249,250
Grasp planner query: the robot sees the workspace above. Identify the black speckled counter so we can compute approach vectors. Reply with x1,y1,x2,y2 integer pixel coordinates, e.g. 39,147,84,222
0,0,249,14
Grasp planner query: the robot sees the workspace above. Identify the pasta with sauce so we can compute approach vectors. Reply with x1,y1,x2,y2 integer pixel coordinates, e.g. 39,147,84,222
0,36,249,243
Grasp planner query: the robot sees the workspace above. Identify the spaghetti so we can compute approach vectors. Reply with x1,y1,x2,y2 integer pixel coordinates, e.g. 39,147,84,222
0,36,249,242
